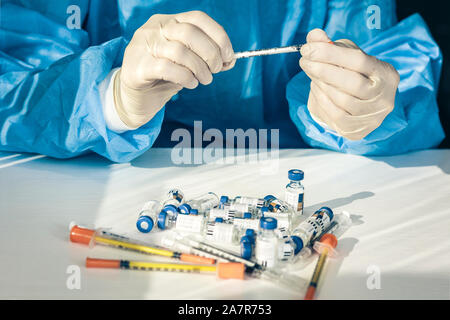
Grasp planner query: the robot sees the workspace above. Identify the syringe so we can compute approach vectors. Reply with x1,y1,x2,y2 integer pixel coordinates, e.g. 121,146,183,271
234,44,303,59
86,258,245,280
69,223,215,265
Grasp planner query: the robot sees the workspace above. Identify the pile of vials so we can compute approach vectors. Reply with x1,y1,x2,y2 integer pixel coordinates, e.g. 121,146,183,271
136,169,335,269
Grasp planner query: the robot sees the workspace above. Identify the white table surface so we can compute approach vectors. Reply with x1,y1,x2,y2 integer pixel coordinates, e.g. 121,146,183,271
0,148,449,300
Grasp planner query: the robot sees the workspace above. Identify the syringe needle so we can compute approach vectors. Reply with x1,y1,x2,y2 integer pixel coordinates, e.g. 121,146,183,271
234,44,303,59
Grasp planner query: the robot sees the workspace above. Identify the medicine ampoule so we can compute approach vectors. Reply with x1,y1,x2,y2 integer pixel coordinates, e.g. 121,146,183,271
284,169,305,215
204,219,255,245
178,192,219,215
208,207,247,222
290,207,334,255
255,217,279,269
261,206,291,231
156,205,179,230
136,200,162,233
220,195,264,213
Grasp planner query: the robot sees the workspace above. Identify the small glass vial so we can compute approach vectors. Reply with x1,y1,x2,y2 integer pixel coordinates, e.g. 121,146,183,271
163,188,184,208
136,200,161,233
291,206,334,254
255,217,279,269
208,207,246,222
284,169,305,215
263,195,293,214
204,220,251,245
220,195,265,211
261,206,291,230
156,205,179,230
178,192,219,214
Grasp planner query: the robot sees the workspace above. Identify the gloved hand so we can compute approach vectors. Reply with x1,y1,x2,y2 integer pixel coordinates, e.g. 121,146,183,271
114,11,235,129
299,29,400,140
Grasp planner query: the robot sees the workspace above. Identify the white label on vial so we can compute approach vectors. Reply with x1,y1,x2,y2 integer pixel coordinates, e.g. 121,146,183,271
228,203,249,213
285,190,304,213
233,218,260,231
278,242,294,261
255,237,278,268
205,223,235,244
294,221,317,244
175,215,204,233
236,197,260,207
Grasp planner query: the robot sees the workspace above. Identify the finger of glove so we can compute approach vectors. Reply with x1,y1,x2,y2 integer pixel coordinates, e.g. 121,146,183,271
148,57,199,89
300,58,379,100
306,28,331,43
162,19,223,73
176,11,235,69
156,39,213,85
311,77,381,116
300,41,378,77
311,82,383,140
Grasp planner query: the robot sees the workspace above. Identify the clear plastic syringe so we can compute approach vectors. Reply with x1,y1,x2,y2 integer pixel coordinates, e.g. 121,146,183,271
234,44,303,59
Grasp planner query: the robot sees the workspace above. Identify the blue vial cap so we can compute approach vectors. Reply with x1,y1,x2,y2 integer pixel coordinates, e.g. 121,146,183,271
245,229,256,244
288,169,304,181
190,209,199,215
136,215,154,233
260,207,269,215
157,211,167,230
219,196,229,204
163,204,178,214
215,217,224,223
243,212,252,219
318,206,334,220
264,195,276,202
260,217,277,230
291,236,303,255
178,203,192,215
240,238,253,260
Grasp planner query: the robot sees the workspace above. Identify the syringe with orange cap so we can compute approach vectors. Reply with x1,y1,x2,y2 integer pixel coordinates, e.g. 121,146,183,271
69,223,215,265
85,257,245,280
304,233,339,300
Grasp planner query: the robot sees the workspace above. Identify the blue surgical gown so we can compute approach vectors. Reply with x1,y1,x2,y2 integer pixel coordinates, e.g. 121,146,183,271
0,0,445,162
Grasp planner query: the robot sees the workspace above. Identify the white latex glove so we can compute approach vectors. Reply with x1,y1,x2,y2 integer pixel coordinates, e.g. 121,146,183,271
299,29,400,140
115,11,235,128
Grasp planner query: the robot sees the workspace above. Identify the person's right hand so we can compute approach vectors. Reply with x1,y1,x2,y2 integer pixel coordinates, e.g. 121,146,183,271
114,11,235,129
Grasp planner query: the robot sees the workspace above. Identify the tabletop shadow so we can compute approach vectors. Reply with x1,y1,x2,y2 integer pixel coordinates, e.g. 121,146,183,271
368,149,450,175
306,191,375,212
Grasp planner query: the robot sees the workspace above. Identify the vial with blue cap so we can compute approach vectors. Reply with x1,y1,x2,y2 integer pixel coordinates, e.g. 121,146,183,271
240,229,256,260
291,207,334,255
136,200,161,233
204,221,252,245
255,217,279,268
157,204,179,230
275,227,297,263
285,169,305,215
261,206,291,230
163,188,185,208
220,195,264,211
263,195,293,214
178,192,219,215
219,195,253,213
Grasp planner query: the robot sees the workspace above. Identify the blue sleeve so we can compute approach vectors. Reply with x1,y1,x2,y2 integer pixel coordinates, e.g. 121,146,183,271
286,4,445,155
0,2,164,163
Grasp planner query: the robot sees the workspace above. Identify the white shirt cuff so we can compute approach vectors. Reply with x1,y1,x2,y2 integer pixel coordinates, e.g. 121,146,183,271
99,68,134,133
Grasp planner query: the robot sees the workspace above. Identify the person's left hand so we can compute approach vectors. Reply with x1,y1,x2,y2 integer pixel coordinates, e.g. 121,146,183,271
299,29,400,140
